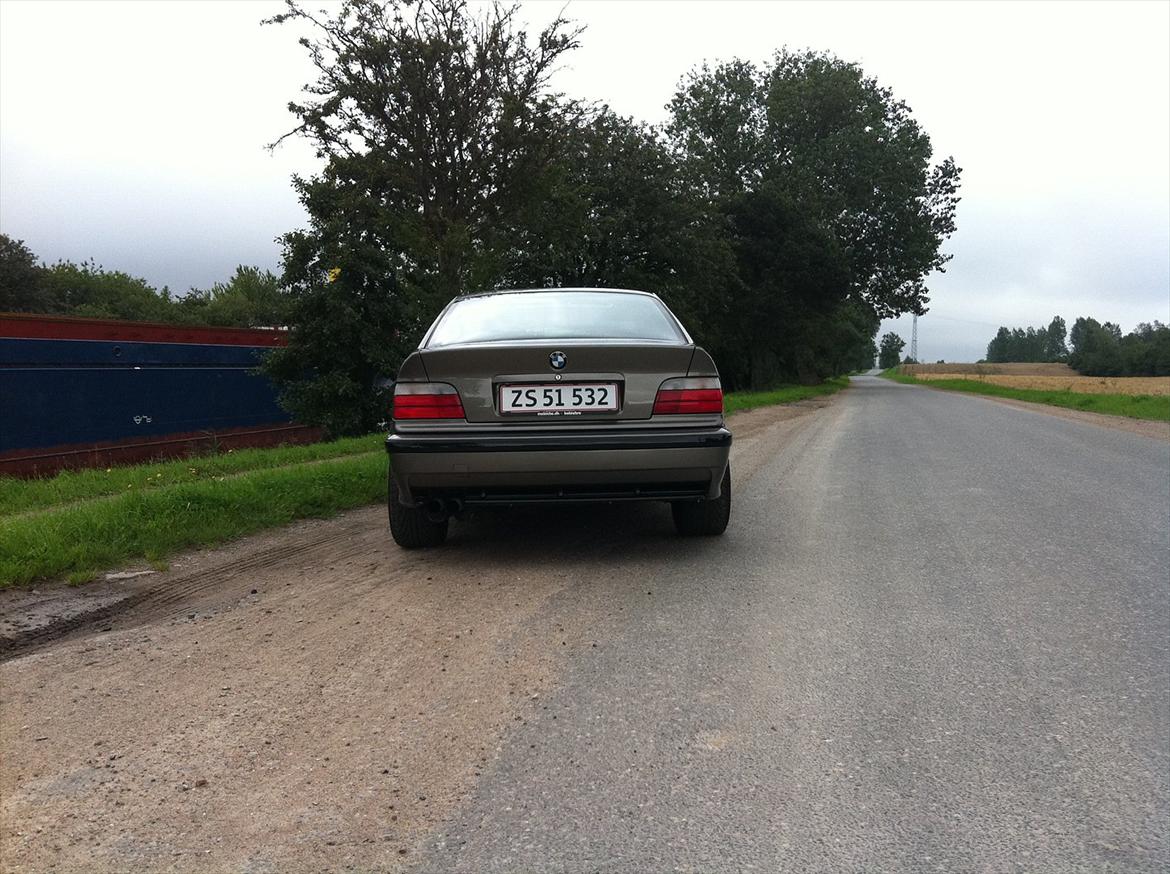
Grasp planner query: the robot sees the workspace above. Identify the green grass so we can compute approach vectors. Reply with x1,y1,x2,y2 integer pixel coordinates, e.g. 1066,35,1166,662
882,369,1170,421
0,376,853,586
724,376,849,415
0,451,387,586
0,434,383,517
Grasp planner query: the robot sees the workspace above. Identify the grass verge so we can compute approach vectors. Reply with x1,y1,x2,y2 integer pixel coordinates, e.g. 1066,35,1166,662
0,434,382,517
724,376,849,415
882,369,1170,421
0,452,387,586
1,376,850,586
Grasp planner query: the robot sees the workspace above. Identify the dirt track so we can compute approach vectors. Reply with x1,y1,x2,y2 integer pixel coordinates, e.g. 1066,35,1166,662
0,399,828,873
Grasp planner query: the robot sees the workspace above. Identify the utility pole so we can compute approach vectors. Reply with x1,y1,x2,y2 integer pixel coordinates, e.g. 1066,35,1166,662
910,313,919,363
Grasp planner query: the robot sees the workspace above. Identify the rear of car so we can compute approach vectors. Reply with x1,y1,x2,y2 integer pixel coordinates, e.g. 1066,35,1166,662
386,288,732,547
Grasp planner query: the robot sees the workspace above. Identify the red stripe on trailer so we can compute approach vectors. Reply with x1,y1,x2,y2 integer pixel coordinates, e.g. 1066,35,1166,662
0,424,323,478
0,313,288,347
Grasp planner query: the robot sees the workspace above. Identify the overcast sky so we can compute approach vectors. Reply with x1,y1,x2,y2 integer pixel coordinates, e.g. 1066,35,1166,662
2,0,1167,361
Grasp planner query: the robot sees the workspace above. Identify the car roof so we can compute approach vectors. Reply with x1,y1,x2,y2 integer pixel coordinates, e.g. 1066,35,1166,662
456,287,659,301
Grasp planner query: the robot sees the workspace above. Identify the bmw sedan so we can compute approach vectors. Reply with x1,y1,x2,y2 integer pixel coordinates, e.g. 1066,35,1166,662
385,288,732,547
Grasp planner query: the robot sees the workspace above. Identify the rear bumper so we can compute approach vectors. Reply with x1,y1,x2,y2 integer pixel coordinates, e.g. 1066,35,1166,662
386,426,731,504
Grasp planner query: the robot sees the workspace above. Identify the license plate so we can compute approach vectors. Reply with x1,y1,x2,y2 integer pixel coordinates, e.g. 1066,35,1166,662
499,382,619,414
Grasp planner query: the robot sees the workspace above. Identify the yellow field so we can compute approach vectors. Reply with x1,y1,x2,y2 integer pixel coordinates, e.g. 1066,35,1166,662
901,364,1170,396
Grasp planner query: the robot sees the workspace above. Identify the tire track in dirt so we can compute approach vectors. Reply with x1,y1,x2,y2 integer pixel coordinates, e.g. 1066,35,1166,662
1,520,376,660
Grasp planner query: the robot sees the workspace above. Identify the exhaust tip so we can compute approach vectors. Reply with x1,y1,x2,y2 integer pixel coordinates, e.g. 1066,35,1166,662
424,498,448,523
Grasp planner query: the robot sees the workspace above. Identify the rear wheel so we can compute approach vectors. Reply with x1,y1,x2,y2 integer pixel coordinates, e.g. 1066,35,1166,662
388,472,447,548
672,464,731,536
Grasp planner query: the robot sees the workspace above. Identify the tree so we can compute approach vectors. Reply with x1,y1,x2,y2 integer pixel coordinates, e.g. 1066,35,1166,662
1069,316,1169,376
986,316,1069,363
664,50,960,387
261,0,584,434
1044,315,1068,361
668,50,961,320
723,183,853,384
492,108,741,378
986,326,1011,362
1068,316,1122,375
181,266,290,327
39,260,177,322
0,234,53,312
878,332,905,369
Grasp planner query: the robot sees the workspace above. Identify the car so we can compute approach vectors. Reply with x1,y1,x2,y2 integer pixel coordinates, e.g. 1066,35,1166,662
385,287,732,547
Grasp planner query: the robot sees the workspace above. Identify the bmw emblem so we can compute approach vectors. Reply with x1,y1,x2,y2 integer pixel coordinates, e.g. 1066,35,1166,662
549,351,567,370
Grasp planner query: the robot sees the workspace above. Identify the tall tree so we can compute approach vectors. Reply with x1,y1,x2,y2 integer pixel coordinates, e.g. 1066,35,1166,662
262,0,583,434
878,332,906,369
1044,315,1068,361
668,50,961,320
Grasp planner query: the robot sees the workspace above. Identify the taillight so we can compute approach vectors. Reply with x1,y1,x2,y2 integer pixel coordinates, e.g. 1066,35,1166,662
392,382,465,420
653,377,723,415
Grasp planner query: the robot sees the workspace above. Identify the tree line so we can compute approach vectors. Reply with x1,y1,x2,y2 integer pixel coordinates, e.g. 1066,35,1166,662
2,0,962,436
985,315,1169,376
0,233,288,328
984,316,1069,364
257,0,960,434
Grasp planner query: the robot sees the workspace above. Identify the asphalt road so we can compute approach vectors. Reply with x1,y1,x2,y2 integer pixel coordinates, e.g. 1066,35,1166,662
416,375,1170,873
2,376,1167,872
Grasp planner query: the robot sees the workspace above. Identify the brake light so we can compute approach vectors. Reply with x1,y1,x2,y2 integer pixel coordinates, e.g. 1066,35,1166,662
392,382,465,420
653,377,723,415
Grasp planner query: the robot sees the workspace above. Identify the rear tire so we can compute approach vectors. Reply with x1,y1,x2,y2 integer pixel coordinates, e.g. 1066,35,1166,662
672,464,731,536
388,472,448,548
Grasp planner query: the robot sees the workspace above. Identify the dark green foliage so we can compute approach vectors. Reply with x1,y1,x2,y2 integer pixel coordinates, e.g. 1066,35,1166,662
260,0,583,434
668,50,962,319
0,241,180,322
258,5,961,419
1044,315,1068,361
180,266,290,327
0,234,53,312
985,315,1168,376
40,260,178,322
259,255,405,438
0,233,285,328
1068,317,1170,376
665,50,960,387
878,333,905,369
985,316,1067,363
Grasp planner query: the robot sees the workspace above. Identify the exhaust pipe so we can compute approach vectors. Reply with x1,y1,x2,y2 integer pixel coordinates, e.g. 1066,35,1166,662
422,497,464,522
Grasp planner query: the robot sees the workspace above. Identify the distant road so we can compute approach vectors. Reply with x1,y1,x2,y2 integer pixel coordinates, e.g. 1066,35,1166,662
2,375,1167,872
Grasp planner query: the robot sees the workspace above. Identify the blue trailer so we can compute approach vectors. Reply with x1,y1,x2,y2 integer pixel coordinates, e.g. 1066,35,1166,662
0,314,319,476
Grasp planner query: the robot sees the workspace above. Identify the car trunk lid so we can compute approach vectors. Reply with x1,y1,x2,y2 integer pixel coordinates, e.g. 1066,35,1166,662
419,343,695,423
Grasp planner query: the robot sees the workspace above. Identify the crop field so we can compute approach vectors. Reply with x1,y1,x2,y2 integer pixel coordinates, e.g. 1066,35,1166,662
885,366,1170,421
910,372,1170,396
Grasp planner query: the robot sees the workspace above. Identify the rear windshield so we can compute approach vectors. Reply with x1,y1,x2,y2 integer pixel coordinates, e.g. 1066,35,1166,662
425,291,687,347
